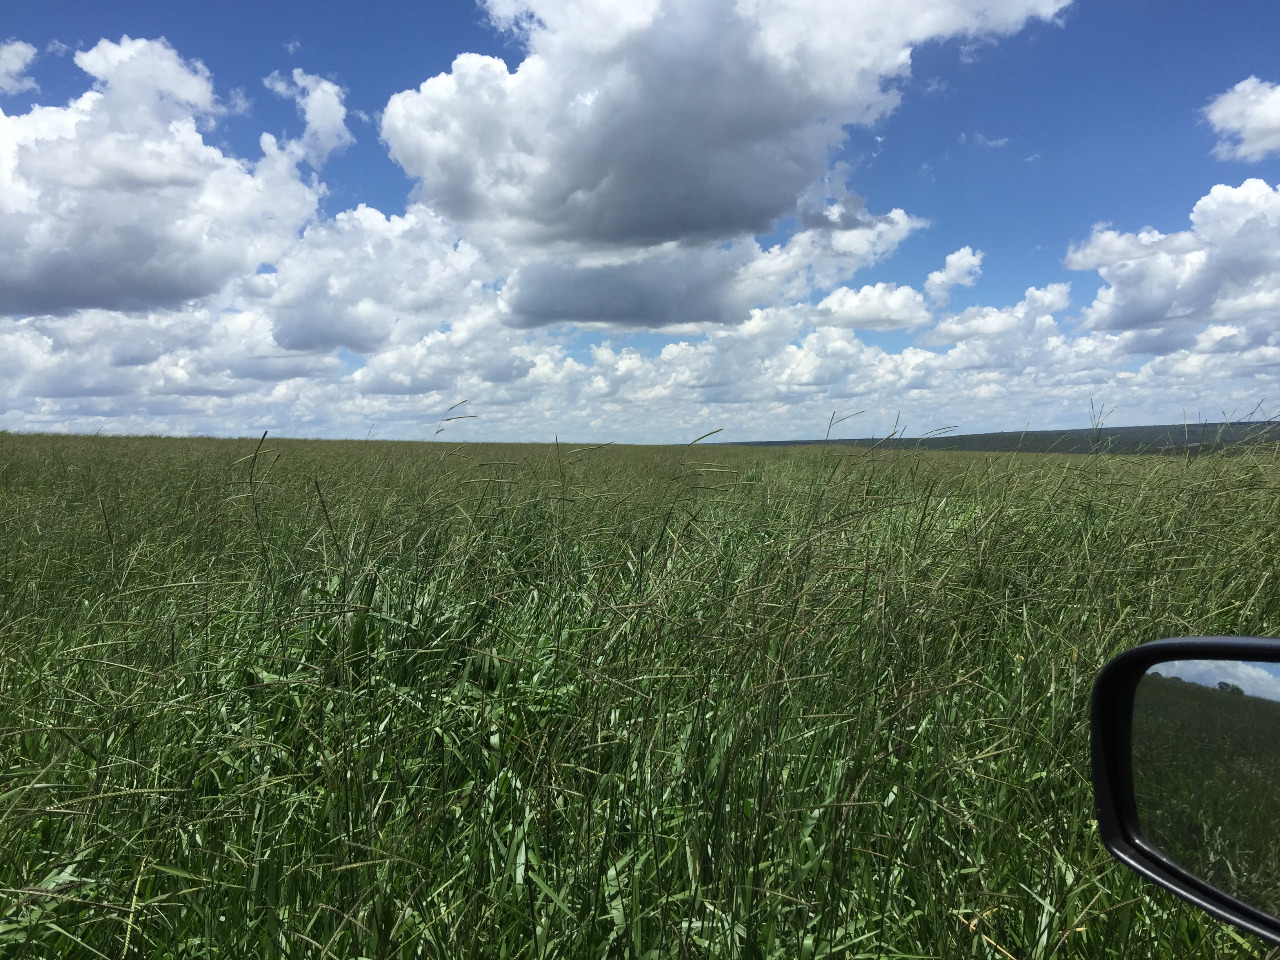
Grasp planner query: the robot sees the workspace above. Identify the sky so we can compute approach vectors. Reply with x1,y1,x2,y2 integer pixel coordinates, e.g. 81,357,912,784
1153,660,1280,703
3,0,1280,443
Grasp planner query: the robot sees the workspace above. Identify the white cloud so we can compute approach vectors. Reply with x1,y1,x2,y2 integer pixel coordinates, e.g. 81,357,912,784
75,35,219,112
735,208,926,305
382,0,1069,246
263,68,354,168
817,282,931,330
486,0,664,53
961,131,1008,147
1066,179,1280,353
925,282,1069,344
0,37,330,316
243,202,492,351
925,246,984,303
0,40,38,95
1205,76,1280,162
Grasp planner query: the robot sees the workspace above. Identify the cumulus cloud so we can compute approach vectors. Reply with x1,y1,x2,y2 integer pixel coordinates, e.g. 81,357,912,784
243,203,491,351
1205,76,1280,162
502,207,924,329
735,208,926,305
0,36,324,316
14,16,1280,444
925,246,984,303
382,0,1069,245
817,282,931,330
264,68,354,167
925,282,1069,344
1066,179,1280,354
378,0,1012,335
0,40,38,95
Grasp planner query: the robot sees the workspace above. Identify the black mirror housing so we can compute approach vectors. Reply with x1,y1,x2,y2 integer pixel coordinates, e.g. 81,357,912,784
1092,636,1280,946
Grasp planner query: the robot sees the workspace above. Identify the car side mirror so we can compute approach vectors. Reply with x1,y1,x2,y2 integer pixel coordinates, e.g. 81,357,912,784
1092,637,1280,946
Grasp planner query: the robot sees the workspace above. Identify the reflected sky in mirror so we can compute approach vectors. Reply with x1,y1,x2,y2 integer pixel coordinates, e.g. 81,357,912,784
1149,659,1280,702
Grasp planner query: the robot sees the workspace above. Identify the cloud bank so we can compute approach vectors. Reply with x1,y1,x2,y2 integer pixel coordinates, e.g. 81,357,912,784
2,7,1280,442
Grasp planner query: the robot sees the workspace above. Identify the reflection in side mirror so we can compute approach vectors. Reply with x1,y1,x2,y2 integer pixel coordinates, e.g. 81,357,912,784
1092,638,1280,947
1132,660,1280,917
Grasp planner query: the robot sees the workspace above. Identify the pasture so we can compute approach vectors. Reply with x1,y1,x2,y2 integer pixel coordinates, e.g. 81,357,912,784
2,431,1279,958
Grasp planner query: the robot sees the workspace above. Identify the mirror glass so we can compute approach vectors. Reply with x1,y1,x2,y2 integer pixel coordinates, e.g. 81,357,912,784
1132,660,1280,915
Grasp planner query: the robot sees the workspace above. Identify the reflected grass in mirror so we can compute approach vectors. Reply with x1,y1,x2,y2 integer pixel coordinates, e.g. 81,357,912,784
1133,663,1280,916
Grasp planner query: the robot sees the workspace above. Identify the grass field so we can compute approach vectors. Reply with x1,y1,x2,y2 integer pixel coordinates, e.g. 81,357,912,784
3,432,1280,958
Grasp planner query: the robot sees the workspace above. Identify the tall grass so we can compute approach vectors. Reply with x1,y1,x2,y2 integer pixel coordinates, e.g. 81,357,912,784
2,432,1280,958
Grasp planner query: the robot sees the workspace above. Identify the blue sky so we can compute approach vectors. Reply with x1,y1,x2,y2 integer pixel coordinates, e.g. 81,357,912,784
854,2,1280,310
3,0,1280,442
